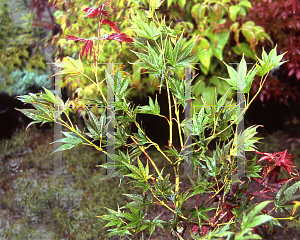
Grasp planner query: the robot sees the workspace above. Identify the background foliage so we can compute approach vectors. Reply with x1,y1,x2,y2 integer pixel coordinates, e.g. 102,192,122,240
0,0,51,95
246,0,300,107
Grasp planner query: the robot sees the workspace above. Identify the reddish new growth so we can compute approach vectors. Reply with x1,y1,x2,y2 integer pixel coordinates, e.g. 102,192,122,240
256,149,299,177
64,2,133,65
65,35,95,63
100,33,134,47
243,149,299,199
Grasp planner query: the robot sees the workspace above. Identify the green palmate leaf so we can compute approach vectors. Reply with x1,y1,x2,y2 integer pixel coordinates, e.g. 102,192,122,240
101,206,125,229
84,107,107,137
115,69,130,99
246,156,263,179
122,205,145,230
123,158,150,182
174,33,183,62
176,191,192,210
191,104,210,136
237,54,247,91
129,12,162,41
237,201,275,239
131,50,157,71
42,87,56,103
147,213,165,237
204,151,221,177
147,41,164,70
235,201,275,240
168,76,186,105
16,88,69,131
106,228,131,238
176,54,198,68
164,145,179,158
17,107,54,131
54,56,84,76
231,126,262,158
188,205,215,229
122,194,153,211
178,37,197,62
138,95,160,115
256,45,287,76
242,201,273,226
99,150,132,182
276,180,300,208
50,129,84,153
190,179,214,197
132,129,149,145
153,170,175,200
219,62,238,90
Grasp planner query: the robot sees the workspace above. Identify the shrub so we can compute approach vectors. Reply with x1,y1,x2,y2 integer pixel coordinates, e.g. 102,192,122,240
1,69,52,96
16,2,300,239
0,0,52,95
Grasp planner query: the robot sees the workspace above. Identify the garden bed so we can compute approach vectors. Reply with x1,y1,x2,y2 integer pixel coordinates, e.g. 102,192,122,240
1,127,300,239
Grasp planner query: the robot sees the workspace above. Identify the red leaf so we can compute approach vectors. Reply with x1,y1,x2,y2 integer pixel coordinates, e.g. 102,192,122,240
101,19,120,33
64,34,95,63
256,150,299,177
81,7,101,18
296,69,300,80
260,93,264,102
252,227,263,238
288,68,295,77
191,224,199,233
202,225,210,236
64,34,85,43
80,40,94,59
81,2,113,19
100,33,134,47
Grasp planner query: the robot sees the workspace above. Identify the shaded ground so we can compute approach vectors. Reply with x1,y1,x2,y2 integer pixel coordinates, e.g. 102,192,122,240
1,126,300,239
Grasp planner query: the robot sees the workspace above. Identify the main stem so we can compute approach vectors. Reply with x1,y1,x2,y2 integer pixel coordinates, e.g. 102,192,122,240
166,79,173,148
96,13,103,60
173,96,183,149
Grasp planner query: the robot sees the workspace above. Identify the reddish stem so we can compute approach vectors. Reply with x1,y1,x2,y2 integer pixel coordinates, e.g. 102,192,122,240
96,12,103,60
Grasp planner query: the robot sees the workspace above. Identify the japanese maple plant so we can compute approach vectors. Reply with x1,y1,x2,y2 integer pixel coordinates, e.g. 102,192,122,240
16,2,300,239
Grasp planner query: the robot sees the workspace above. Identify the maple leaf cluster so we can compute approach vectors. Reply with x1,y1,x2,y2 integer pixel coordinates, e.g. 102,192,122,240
244,150,299,199
64,2,133,64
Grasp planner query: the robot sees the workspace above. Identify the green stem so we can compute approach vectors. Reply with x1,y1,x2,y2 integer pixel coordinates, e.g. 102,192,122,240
149,188,188,220
203,183,226,206
245,73,269,112
166,78,173,147
173,96,183,149
205,73,269,142
130,136,162,180
83,73,107,103
276,216,296,221
134,121,173,164
55,118,105,153
174,165,180,207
